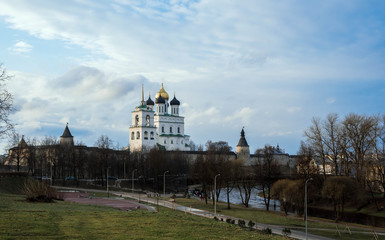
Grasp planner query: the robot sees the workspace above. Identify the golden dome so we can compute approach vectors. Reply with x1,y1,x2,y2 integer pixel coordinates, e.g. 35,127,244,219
155,83,169,100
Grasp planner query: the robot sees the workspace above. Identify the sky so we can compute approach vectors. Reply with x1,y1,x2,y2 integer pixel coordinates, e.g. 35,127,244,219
0,0,385,154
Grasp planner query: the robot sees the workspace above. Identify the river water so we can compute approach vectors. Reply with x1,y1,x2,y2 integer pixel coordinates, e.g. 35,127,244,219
217,187,280,211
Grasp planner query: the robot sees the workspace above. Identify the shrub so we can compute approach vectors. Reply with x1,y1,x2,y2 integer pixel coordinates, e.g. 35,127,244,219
238,219,246,227
171,193,176,199
213,216,219,221
231,219,235,224
282,228,291,237
261,227,272,235
23,179,57,202
247,220,255,228
226,218,232,224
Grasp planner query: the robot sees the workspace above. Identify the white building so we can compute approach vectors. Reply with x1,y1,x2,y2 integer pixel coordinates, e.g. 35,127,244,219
129,84,190,152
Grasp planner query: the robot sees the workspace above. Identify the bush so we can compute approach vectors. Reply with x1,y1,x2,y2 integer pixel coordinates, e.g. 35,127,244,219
247,220,255,228
231,220,235,224
238,219,246,227
213,216,219,221
171,194,176,199
226,218,232,224
261,227,272,235
282,228,291,237
23,179,57,202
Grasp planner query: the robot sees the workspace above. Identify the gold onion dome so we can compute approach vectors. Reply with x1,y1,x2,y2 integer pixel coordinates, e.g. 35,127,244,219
155,83,169,100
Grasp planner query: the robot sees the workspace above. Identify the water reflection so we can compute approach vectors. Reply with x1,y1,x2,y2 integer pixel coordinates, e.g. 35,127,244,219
217,187,280,212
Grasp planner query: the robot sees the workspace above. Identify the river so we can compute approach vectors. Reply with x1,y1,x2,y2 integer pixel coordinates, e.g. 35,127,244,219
217,187,280,211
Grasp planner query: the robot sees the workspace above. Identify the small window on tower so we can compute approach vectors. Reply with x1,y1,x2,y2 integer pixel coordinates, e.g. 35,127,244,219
131,132,135,140
164,140,166,144
144,131,148,140
170,127,173,133
171,140,173,144
136,131,140,139
146,115,150,126
150,131,154,140
178,127,180,133
135,115,139,126
162,126,165,133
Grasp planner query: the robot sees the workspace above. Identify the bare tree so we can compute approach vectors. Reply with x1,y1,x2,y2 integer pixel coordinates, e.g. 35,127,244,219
343,113,379,185
6,133,27,171
304,117,328,178
296,141,318,181
322,176,360,221
323,113,343,175
254,145,281,211
0,64,13,138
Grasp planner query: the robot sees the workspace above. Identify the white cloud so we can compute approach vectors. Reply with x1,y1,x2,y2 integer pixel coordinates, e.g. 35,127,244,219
9,41,33,54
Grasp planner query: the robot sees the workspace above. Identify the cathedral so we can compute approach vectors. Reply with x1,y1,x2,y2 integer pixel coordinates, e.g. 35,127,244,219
129,84,191,152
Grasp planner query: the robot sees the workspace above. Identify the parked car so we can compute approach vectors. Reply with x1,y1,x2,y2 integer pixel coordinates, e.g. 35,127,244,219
108,176,117,181
42,176,52,180
65,176,76,180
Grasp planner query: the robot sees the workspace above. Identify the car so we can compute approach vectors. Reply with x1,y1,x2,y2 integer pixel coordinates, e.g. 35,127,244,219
65,176,76,180
108,176,117,181
42,176,52,180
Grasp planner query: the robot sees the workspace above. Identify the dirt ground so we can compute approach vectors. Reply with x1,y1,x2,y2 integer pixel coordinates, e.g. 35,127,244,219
60,192,145,211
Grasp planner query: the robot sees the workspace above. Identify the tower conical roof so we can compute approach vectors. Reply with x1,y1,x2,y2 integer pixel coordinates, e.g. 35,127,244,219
237,128,249,147
61,123,73,137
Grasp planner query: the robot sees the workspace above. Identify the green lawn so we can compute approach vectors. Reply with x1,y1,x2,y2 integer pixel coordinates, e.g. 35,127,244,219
0,193,284,240
173,198,385,240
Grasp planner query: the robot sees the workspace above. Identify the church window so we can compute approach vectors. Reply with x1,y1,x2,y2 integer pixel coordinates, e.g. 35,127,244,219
177,127,180,133
135,115,139,126
136,131,140,139
146,115,150,126
144,131,148,140
171,140,173,144
150,131,154,139
131,132,135,140
164,140,166,144
162,126,165,133
170,127,173,133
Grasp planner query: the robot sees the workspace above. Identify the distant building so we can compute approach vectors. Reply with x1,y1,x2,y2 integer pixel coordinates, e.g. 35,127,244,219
129,84,190,152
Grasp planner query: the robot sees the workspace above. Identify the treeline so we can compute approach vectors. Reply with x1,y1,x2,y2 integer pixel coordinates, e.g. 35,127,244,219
5,134,189,191
301,113,385,188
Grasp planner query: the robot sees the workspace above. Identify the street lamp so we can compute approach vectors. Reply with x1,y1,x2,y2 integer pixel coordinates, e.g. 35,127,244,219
214,174,220,216
163,170,169,199
305,177,313,240
132,169,137,195
107,167,111,198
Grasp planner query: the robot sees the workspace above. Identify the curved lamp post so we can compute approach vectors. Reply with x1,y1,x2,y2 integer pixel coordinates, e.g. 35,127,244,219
107,167,111,198
305,177,313,240
214,174,220,216
163,170,169,199
132,169,137,195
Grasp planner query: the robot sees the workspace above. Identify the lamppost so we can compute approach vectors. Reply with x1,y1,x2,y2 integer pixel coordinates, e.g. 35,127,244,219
107,167,111,198
163,170,169,199
214,174,220,216
132,169,137,195
305,177,313,240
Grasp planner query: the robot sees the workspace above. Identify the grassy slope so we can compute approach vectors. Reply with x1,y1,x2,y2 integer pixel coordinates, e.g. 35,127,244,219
0,192,283,240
